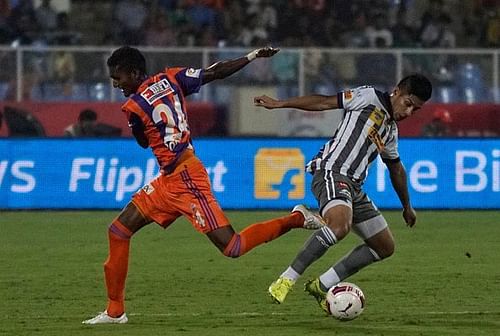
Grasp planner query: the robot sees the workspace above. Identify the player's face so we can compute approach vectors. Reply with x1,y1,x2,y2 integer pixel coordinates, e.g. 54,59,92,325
390,88,425,121
109,65,141,97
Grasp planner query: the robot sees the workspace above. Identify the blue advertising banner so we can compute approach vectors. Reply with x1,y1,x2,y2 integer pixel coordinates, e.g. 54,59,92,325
0,138,498,209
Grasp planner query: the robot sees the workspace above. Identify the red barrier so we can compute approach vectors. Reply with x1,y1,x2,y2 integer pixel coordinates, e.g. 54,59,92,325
1,102,498,138
0,101,218,137
397,103,500,137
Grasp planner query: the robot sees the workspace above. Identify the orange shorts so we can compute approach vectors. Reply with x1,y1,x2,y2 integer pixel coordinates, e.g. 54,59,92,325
131,151,230,233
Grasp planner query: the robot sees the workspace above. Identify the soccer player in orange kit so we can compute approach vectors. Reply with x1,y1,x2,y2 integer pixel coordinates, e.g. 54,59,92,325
82,46,325,324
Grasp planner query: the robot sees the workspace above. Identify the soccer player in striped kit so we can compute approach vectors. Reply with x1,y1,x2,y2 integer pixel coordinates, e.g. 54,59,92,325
255,74,432,312
83,46,325,324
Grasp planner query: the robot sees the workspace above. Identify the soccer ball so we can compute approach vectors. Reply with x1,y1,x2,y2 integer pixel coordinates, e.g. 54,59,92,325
326,282,365,321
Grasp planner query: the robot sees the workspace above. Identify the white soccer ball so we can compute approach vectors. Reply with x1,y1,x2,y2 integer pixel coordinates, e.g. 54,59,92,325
326,282,365,321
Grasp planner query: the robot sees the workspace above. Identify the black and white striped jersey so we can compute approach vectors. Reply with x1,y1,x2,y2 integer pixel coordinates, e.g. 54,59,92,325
306,86,400,184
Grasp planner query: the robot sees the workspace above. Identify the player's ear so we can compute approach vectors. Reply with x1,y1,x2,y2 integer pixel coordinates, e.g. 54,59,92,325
390,87,399,97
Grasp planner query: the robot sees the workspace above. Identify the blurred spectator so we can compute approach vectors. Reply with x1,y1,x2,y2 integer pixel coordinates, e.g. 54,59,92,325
271,46,299,96
64,109,122,137
221,1,243,45
456,62,487,103
485,7,500,47
303,48,324,92
236,14,268,47
391,14,417,47
365,13,394,47
0,0,13,43
341,12,369,47
8,0,39,46
421,108,453,137
1,0,498,48
255,0,277,40
420,13,456,47
462,5,487,47
275,1,304,45
35,0,57,33
2,105,45,136
51,50,75,83
144,11,177,46
198,24,218,46
113,0,148,45
184,0,218,32
48,12,81,45
417,0,446,38
5,58,40,101
47,49,76,99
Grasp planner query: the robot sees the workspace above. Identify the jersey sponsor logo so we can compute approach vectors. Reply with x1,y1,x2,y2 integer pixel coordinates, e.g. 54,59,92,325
335,181,352,200
140,79,174,104
254,148,305,200
368,127,385,152
191,203,206,228
141,183,155,195
368,107,385,127
186,68,201,78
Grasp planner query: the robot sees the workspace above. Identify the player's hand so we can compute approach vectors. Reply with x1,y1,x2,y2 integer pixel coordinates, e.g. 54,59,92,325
254,95,283,109
246,47,280,61
402,206,417,227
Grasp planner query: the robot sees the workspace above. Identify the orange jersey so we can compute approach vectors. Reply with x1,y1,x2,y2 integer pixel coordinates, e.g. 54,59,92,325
121,67,203,172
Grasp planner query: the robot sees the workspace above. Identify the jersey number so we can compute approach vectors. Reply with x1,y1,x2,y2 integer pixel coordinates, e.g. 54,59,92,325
151,100,189,151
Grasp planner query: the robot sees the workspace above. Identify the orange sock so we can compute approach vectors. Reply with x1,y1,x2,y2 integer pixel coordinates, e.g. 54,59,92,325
224,212,303,257
104,219,132,317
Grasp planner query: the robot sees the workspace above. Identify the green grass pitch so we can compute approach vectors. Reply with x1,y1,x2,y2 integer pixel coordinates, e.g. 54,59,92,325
1,210,499,336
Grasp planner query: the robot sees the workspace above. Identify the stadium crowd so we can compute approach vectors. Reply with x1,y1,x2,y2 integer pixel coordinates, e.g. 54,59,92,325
0,0,498,48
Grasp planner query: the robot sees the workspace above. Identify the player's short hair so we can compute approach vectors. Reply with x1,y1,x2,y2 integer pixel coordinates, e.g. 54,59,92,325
107,46,146,74
397,74,432,102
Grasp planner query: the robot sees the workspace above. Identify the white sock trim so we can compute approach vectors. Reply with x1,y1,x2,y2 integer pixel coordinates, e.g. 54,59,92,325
319,267,340,289
321,226,337,245
368,247,381,261
281,266,301,281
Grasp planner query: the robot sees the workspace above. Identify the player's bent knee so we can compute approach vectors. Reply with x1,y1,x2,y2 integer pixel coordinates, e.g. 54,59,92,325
108,220,134,240
326,221,351,241
376,241,395,260
222,233,242,258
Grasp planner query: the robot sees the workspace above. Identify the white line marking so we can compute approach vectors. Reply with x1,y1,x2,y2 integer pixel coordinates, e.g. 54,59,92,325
422,311,500,315
128,312,288,317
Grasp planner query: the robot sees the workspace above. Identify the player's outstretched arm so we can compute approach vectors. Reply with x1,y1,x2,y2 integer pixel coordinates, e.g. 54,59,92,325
254,94,339,111
385,159,416,227
202,47,279,84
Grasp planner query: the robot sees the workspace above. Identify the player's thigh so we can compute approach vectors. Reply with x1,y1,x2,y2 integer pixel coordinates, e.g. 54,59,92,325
116,201,152,233
131,175,181,229
352,213,394,259
363,226,395,259
312,170,354,216
174,165,230,234
312,170,353,237
322,204,353,239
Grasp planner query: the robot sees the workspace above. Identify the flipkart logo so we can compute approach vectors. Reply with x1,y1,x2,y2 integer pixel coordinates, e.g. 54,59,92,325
254,148,305,200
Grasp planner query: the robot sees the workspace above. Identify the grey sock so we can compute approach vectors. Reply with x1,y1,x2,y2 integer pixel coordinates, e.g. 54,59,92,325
332,244,380,281
290,226,337,275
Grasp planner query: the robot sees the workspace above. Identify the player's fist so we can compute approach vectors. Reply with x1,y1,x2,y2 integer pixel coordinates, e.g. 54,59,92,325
402,206,417,227
246,47,280,61
254,95,283,109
